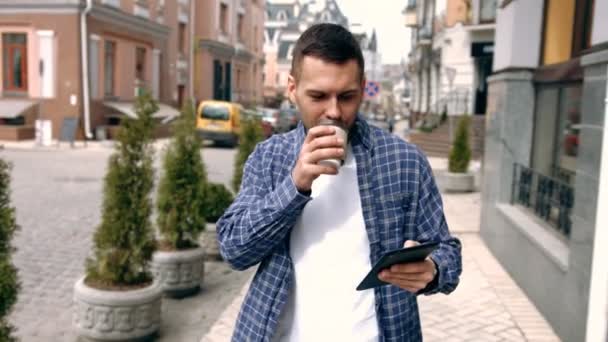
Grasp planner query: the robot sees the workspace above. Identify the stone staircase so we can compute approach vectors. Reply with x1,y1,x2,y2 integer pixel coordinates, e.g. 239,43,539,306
408,116,484,160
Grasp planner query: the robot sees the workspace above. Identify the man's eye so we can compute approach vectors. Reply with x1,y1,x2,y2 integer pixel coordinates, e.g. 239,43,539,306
340,95,354,101
310,95,324,101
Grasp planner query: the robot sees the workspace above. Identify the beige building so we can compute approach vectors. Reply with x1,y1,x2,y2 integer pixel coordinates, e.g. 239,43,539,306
0,0,264,141
193,0,265,107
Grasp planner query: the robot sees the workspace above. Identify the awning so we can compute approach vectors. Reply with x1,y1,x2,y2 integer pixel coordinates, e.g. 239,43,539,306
0,99,38,119
104,101,180,124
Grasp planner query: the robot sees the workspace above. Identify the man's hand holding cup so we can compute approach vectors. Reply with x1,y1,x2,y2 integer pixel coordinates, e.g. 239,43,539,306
292,119,348,193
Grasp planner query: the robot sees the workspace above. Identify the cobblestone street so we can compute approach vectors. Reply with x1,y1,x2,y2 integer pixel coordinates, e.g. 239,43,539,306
2,142,252,341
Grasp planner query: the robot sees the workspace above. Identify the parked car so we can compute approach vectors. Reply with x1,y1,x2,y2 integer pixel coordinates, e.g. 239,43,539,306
258,107,292,134
280,108,300,130
242,109,273,139
196,100,242,147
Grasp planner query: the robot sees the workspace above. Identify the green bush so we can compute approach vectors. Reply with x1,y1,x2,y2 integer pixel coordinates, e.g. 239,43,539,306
232,115,264,192
156,100,207,250
204,183,234,223
86,91,157,286
0,159,19,342
448,116,472,173
440,107,448,123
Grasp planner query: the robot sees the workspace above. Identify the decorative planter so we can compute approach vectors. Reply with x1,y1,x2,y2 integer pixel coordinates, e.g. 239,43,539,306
151,246,205,298
443,171,475,193
200,223,222,261
73,276,162,341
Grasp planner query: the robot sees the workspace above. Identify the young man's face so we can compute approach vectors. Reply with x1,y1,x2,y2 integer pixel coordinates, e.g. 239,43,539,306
287,56,365,130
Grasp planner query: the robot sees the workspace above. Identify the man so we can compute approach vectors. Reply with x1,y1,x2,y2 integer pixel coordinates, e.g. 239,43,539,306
217,23,462,341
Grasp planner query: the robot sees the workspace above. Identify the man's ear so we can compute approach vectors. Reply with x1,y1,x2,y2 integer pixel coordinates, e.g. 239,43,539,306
287,75,297,104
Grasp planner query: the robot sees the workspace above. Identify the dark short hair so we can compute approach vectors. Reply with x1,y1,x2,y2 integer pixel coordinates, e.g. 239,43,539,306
291,23,365,82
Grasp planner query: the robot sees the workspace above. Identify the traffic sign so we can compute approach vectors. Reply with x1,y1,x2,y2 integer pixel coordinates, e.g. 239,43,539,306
365,81,380,98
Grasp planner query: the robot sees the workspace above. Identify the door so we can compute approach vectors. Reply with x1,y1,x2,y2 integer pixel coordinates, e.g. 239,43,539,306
224,62,231,101
3,33,28,92
213,59,223,100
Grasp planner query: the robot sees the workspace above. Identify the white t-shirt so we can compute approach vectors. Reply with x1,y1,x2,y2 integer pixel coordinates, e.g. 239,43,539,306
273,144,379,342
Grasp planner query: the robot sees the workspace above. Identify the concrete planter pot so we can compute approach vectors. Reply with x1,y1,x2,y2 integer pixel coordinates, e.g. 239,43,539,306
151,246,205,298
73,276,162,341
443,171,475,192
200,223,222,261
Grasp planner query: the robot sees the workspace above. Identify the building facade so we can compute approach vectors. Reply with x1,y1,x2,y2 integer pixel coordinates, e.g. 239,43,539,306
262,0,348,105
0,0,265,141
193,0,265,107
405,0,497,121
480,0,607,340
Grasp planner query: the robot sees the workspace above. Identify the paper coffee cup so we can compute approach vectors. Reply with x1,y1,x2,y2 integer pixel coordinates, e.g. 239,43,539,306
317,119,348,169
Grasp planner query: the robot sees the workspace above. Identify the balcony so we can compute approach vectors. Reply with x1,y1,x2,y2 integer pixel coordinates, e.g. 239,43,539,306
101,0,120,8
418,27,432,45
176,55,188,70
134,2,150,19
403,0,417,27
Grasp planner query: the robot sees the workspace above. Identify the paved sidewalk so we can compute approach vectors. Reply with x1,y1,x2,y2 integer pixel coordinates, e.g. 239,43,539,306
200,160,560,342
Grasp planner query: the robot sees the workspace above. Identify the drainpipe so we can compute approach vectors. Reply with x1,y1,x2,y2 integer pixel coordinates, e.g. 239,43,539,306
585,67,608,342
189,0,195,110
80,0,93,139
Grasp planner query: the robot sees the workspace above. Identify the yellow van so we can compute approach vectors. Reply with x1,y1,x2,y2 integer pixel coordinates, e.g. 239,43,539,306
196,100,242,146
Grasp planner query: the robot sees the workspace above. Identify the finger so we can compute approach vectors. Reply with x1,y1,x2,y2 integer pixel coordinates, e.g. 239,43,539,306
308,134,345,152
380,270,434,284
404,240,420,248
300,163,339,178
388,261,429,274
304,126,337,145
380,277,427,292
305,148,345,164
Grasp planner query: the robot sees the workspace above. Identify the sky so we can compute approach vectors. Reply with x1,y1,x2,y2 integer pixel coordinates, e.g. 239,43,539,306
335,0,413,65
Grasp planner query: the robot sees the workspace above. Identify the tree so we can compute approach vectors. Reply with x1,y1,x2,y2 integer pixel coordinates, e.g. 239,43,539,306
156,100,207,250
448,116,472,173
86,91,157,286
232,115,265,193
0,159,19,341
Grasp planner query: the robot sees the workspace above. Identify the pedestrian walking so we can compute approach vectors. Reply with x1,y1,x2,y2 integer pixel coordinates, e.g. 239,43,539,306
217,23,462,342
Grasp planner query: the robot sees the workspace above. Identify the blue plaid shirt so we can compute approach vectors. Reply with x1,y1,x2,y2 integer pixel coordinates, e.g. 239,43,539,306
217,116,462,342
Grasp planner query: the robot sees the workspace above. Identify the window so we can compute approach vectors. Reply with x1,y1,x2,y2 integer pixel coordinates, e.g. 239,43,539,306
220,3,229,35
2,33,28,92
237,14,244,42
236,69,241,90
178,23,186,54
104,40,116,97
542,0,594,65
479,0,497,23
254,26,258,51
136,47,146,81
277,10,287,21
201,105,230,120
572,0,595,56
532,84,581,185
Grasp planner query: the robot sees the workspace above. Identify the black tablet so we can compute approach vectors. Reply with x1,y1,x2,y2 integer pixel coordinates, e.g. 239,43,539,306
356,241,440,291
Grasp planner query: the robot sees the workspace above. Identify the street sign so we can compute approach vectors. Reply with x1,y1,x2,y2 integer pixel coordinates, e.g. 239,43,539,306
365,81,380,98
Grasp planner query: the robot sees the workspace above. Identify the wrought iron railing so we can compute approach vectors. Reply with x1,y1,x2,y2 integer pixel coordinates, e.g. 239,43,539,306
511,163,574,238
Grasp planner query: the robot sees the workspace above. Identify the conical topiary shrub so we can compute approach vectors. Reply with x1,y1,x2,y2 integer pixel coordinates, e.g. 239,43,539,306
448,116,471,173
156,99,207,250
232,114,265,193
0,159,19,342
152,100,207,297
74,91,161,341
86,91,157,286
204,183,234,223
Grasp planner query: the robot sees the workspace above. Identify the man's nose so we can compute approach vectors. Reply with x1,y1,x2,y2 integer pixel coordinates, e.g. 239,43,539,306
325,97,341,120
